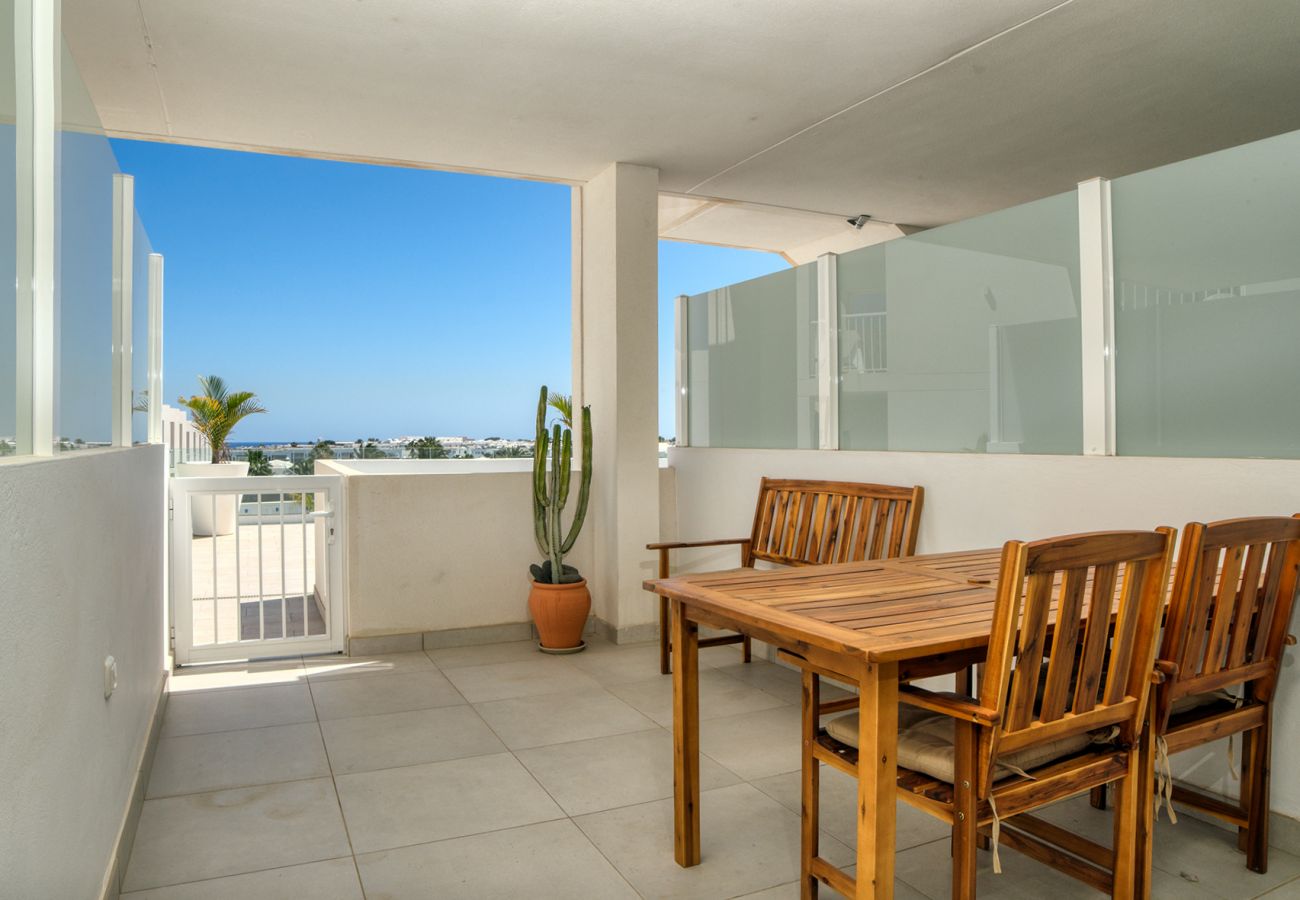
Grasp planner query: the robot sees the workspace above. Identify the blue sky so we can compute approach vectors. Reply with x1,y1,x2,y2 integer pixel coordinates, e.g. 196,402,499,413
112,140,786,440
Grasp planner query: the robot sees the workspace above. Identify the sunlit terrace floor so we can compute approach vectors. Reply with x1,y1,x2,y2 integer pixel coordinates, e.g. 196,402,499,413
121,638,1300,899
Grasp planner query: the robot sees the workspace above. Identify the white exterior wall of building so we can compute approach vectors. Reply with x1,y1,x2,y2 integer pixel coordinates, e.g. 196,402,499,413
321,459,675,641
0,446,167,897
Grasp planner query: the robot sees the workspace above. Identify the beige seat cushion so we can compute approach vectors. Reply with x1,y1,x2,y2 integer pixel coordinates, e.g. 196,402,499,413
1171,688,1238,715
826,705,1094,784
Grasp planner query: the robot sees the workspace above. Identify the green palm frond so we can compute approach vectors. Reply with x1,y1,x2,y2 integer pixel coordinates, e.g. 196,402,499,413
177,374,267,462
546,391,573,430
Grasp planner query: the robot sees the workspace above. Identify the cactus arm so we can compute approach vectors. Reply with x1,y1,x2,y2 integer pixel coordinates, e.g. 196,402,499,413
533,387,551,558
561,405,593,554
549,423,564,582
557,428,572,507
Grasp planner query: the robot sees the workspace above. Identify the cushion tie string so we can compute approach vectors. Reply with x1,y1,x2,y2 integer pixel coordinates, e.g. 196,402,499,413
1155,736,1178,824
988,794,1003,875
1226,693,1245,782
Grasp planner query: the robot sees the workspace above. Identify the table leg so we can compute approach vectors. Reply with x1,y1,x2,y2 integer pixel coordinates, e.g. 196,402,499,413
856,662,898,899
672,597,701,867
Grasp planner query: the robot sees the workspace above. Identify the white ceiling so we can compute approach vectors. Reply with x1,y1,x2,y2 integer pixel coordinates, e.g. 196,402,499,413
65,0,1300,246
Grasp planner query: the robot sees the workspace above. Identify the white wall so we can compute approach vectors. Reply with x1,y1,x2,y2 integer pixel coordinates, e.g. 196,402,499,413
0,447,166,897
668,446,1300,818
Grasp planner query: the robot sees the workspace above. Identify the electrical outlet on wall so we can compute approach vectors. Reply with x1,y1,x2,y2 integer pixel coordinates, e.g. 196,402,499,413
104,655,118,700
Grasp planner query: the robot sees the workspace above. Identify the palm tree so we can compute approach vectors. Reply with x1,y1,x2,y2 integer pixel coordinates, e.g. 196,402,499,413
177,375,267,463
245,449,273,476
491,445,533,458
547,391,573,430
407,436,447,459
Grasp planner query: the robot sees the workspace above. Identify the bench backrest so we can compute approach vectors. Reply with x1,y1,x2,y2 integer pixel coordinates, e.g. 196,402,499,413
747,478,924,567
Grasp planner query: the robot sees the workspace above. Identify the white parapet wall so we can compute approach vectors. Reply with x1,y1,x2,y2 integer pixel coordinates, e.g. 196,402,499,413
668,445,1300,824
319,458,677,643
0,446,167,897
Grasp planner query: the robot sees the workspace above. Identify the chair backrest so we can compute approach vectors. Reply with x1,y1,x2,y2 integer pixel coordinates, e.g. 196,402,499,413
1156,515,1300,726
978,529,1176,793
747,478,924,567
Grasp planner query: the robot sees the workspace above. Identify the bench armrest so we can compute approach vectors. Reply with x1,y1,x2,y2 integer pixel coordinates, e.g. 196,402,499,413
646,538,750,551
898,684,1000,727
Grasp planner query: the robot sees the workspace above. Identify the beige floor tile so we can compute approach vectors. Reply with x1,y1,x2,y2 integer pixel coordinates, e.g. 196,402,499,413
750,766,949,852
355,819,638,899
162,683,316,738
168,658,307,693
711,658,854,706
334,752,563,854
574,782,853,900
320,705,504,774
425,640,542,669
516,727,742,816
122,778,350,892
566,642,670,685
1256,877,1300,898
473,687,658,750
309,669,464,720
441,657,602,703
732,873,925,900
147,722,329,798
607,668,788,728
303,651,436,681
698,705,807,781
120,857,362,900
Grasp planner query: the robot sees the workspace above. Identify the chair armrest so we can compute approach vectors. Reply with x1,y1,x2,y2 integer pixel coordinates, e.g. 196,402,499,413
1151,659,1179,684
646,537,750,551
898,684,1000,727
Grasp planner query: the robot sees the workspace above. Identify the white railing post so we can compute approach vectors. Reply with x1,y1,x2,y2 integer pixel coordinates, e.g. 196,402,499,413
112,173,134,446
1078,177,1115,456
14,0,57,456
816,252,839,450
674,294,688,447
148,253,164,444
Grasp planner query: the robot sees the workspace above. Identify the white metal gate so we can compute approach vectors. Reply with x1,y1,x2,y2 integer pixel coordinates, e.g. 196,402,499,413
171,474,346,664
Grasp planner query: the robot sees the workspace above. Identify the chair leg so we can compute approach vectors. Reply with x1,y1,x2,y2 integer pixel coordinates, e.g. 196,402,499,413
1112,748,1141,900
1246,715,1272,874
1090,784,1108,810
952,721,978,900
1134,720,1156,900
742,634,752,663
801,669,820,899
659,595,672,675
1238,728,1254,853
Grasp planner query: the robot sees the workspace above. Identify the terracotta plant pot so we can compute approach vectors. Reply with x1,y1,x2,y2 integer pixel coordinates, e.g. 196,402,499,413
528,577,590,651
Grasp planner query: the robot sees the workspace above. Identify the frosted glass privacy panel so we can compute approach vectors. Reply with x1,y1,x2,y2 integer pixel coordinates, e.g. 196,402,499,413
1113,130,1300,459
56,40,116,452
132,215,152,444
838,191,1082,453
687,263,818,448
0,1,15,456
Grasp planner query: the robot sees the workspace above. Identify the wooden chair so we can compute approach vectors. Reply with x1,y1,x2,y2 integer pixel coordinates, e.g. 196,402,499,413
1092,515,1300,878
799,528,1176,899
648,477,924,674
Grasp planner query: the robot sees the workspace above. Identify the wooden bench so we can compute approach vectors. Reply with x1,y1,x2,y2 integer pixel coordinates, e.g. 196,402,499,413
647,477,924,674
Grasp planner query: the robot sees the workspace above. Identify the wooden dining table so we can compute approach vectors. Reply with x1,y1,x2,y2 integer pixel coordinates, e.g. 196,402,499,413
644,548,1010,900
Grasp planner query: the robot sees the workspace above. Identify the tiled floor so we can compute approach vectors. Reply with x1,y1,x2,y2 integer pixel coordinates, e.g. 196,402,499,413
122,638,1300,899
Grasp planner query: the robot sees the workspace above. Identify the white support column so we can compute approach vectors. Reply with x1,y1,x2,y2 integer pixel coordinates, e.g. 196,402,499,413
14,0,57,456
578,162,660,640
112,173,134,446
1078,177,1115,456
674,294,688,447
147,253,164,444
816,252,839,450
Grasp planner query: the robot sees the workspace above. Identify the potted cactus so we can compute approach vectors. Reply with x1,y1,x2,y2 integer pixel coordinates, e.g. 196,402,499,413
528,385,593,652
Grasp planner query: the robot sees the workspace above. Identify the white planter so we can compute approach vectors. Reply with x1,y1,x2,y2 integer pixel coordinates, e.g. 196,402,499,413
176,461,249,536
